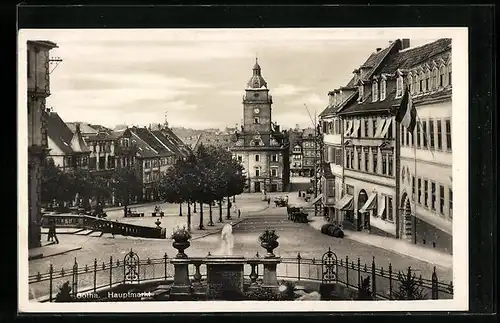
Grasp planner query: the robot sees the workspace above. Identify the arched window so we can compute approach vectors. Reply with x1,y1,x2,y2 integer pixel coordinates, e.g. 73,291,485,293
396,74,404,98
426,69,431,92
432,67,439,91
439,65,446,87
380,78,386,101
372,80,379,102
420,71,426,92
358,84,364,102
413,72,419,94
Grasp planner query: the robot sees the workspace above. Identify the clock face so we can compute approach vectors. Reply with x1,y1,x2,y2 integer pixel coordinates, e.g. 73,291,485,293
254,93,259,98
254,108,260,114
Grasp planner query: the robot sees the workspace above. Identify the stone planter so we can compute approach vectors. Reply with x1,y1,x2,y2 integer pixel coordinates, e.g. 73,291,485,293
172,240,190,258
261,240,279,258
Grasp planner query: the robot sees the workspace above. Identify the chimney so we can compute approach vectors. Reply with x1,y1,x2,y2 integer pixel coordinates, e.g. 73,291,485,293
401,39,410,50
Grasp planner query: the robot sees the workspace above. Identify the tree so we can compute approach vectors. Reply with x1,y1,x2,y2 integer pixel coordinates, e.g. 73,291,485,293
111,167,142,212
392,267,427,300
41,159,72,207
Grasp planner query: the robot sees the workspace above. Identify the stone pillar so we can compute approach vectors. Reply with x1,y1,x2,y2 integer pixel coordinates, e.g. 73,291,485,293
170,258,192,300
261,258,281,292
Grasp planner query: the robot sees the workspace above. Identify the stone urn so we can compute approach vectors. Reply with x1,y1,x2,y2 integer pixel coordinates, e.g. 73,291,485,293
172,240,190,258
259,229,280,258
261,240,279,258
171,227,192,258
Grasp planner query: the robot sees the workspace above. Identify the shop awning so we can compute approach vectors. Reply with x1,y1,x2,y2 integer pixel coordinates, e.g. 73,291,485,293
310,194,324,205
344,120,353,137
377,195,386,217
351,119,361,137
335,194,353,210
374,118,387,138
359,192,377,213
380,118,393,138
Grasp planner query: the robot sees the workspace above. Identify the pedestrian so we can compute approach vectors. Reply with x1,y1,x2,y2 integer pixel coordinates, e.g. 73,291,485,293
50,219,59,244
267,198,271,206
47,218,53,242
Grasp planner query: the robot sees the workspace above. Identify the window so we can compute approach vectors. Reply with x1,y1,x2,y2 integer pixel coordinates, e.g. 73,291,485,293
373,153,378,174
416,125,421,148
419,73,424,92
439,185,445,215
396,75,403,97
433,68,439,90
437,120,443,150
254,117,260,124
400,124,405,146
255,168,260,177
271,168,278,177
431,182,436,210
402,166,406,183
406,128,411,147
255,154,260,162
417,178,422,204
357,148,361,170
422,121,428,148
382,153,387,175
272,154,278,162
449,188,453,219
445,119,452,151
364,119,370,137
345,150,350,168
413,73,419,94
380,79,386,100
253,140,260,146
440,65,446,87
429,120,435,149
425,70,430,91
424,180,429,207
358,85,364,101
364,149,369,172
237,155,242,162
346,185,354,196
350,150,354,169
388,154,393,176
372,81,379,102
408,75,413,93
412,176,416,200
387,196,393,221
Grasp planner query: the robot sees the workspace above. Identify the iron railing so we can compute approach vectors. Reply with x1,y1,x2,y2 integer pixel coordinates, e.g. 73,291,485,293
29,249,453,302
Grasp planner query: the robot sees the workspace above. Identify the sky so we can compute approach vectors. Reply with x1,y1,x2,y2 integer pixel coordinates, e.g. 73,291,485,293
20,29,439,130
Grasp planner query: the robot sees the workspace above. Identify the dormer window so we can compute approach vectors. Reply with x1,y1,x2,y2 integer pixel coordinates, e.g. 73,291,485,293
447,63,452,87
439,65,446,87
380,77,386,101
396,74,404,98
254,117,260,124
358,84,364,102
372,81,379,102
333,93,337,106
413,72,419,94
432,67,439,90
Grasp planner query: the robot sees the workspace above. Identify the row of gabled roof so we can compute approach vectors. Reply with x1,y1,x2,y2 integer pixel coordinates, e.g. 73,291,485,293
44,111,190,159
320,38,452,118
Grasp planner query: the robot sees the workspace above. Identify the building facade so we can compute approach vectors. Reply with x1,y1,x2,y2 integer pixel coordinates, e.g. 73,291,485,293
230,59,290,193
290,143,303,177
319,38,453,253
300,128,320,177
27,40,58,249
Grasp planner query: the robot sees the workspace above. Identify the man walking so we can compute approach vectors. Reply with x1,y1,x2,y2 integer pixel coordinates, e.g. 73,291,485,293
48,218,59,244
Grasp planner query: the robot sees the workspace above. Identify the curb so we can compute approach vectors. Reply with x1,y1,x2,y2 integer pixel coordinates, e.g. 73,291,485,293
28,246,83,261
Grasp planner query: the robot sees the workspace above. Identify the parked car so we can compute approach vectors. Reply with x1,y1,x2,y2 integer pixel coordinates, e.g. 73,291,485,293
320,223,344,238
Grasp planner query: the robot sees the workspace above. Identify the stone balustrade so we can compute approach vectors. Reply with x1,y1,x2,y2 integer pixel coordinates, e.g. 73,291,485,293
41,214,166,239
169,255,281,300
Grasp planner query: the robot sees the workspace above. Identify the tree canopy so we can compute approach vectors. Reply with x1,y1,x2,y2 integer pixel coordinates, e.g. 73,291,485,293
159,144,246,205
111,166,142,206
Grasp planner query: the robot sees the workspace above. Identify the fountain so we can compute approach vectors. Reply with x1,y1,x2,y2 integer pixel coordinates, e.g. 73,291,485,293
220,223,234,256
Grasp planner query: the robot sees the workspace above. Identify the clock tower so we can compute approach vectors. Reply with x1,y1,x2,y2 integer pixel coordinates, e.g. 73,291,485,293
230,58,290,194
242,58,273,146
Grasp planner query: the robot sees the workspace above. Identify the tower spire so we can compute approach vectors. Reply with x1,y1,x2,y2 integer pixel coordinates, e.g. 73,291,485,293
164,110,169,128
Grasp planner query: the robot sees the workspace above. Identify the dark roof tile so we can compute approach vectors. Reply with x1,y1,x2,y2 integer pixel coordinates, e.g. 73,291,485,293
44,112,74,154
380,38,451,74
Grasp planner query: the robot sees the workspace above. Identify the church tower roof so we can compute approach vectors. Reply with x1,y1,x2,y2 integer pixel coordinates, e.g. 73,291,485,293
247,58,268,89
